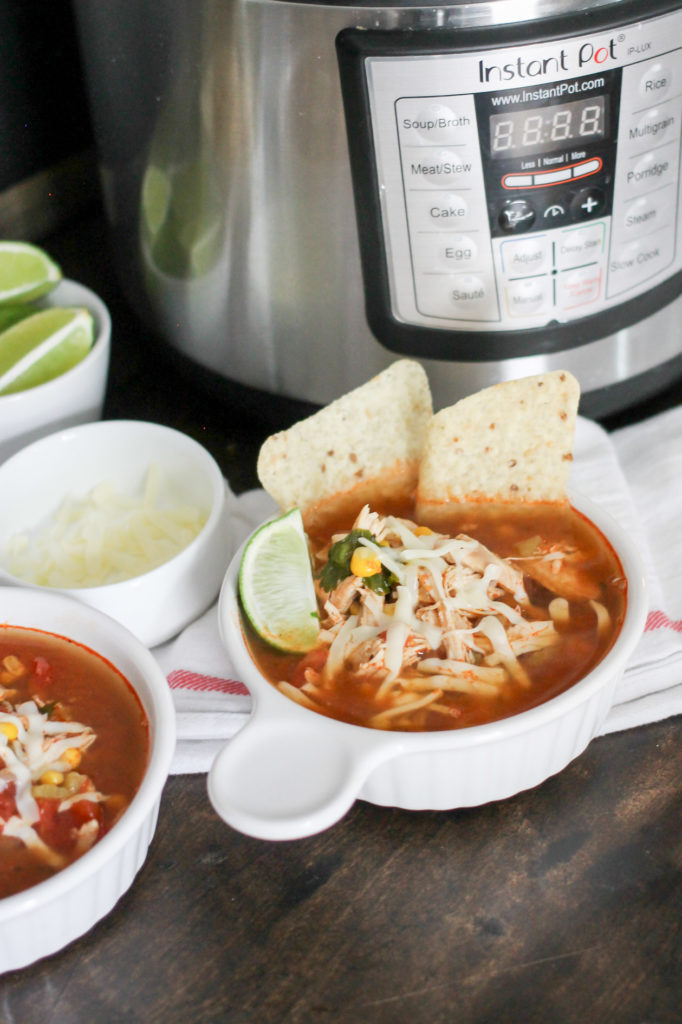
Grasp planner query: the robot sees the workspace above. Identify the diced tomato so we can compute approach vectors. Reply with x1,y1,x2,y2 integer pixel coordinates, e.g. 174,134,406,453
69,799,100,825
291,647,329,687
32,656,52,681
0,784,17,821
36,797,102,852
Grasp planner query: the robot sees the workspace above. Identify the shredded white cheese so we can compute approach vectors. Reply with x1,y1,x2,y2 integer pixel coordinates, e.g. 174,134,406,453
5,465,209,588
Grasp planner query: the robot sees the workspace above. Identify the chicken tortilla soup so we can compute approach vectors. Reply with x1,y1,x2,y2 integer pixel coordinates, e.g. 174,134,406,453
0,627,149,898
245,500,627,732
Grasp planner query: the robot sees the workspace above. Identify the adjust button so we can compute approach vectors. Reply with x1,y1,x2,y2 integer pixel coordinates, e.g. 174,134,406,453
500,235,551,277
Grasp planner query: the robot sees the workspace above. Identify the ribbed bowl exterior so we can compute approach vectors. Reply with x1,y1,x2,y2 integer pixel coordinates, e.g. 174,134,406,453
359,674,621,810
0,799,161,974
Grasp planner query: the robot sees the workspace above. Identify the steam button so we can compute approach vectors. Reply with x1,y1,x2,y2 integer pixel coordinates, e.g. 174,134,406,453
498,199,536,234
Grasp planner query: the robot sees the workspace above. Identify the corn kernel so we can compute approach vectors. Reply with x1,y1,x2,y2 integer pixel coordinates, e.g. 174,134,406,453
62,747,82,768
350,547,382,578
415,526,433,536
0,721,18,741
40,769,64,786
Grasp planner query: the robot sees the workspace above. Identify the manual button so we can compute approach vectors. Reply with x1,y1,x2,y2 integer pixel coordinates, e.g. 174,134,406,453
504,277,552,318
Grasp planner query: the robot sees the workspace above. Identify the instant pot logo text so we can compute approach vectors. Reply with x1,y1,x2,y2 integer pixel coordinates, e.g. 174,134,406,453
478,38,617,83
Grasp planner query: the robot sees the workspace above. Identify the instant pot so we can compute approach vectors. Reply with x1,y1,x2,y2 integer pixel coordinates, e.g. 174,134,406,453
74,0,682,414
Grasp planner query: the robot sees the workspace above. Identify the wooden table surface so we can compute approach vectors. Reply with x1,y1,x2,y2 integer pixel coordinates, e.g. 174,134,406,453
2,213,682,1023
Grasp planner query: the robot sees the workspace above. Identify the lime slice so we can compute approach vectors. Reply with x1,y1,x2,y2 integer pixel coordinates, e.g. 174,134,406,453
0,307,94,396
239,508,320,653
0,241,61,304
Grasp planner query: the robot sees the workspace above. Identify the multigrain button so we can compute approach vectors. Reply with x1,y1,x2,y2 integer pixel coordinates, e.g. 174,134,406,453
629,106,677,148
638,61,672,101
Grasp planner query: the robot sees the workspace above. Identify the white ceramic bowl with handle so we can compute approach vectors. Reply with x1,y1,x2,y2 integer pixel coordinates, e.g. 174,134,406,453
0,278,111,464
0,586,175,974
0,419,232,647
208,493,648,841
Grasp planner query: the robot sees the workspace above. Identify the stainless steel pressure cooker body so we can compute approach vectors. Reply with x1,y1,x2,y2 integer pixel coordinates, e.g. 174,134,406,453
74,0,682,414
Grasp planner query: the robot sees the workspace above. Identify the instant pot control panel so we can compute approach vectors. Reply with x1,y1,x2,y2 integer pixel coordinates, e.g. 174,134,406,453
337,5,682,360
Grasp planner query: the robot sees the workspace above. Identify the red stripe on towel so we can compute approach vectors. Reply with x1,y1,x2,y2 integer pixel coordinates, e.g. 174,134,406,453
646,610,682,634
167,669,250,696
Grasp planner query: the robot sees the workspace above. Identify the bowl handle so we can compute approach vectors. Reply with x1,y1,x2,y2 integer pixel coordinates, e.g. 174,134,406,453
207,704,403,841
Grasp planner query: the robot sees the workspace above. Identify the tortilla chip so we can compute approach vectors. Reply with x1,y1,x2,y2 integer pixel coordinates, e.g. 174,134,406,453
416,371,579,514
257,360,433,532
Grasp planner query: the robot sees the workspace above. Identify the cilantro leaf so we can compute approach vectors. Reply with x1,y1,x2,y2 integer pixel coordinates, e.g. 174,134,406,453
318,529,397,596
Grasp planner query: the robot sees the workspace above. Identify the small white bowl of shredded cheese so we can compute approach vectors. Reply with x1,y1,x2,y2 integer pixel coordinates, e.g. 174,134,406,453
0,419,232,646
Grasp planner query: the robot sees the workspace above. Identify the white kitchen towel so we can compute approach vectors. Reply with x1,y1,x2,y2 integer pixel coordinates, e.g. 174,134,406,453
155,411,682,774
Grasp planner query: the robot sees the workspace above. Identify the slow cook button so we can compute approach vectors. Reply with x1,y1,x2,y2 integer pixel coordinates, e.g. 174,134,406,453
504,277,552,318
555,222,606,270
638,61,673,102
416,274,498,321
606,229,675,297
500,235,551,277
557,265,602,311
403,148,478,189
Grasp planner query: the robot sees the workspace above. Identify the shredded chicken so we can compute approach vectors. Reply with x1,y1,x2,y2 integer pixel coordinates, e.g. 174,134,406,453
280,504,614,730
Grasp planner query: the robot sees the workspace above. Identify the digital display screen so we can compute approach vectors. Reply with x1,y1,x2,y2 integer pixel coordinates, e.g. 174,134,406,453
489,96,606,159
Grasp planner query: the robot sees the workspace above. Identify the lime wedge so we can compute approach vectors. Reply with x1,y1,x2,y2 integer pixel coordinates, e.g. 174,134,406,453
0,241,61,304
0,304,37,333
0,307,94,396
239,508,320,653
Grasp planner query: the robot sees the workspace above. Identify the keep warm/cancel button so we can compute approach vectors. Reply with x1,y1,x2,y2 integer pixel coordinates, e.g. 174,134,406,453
606,228,674,297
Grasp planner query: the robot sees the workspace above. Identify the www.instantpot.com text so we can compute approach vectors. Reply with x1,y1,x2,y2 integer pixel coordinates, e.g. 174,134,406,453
489,77,605,107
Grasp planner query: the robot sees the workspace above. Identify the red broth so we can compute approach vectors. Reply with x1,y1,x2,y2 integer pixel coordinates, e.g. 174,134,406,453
0,627,149,898
245,502,627,732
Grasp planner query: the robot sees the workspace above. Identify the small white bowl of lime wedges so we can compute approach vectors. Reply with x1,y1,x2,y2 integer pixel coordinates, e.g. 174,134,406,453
0,241,110,463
